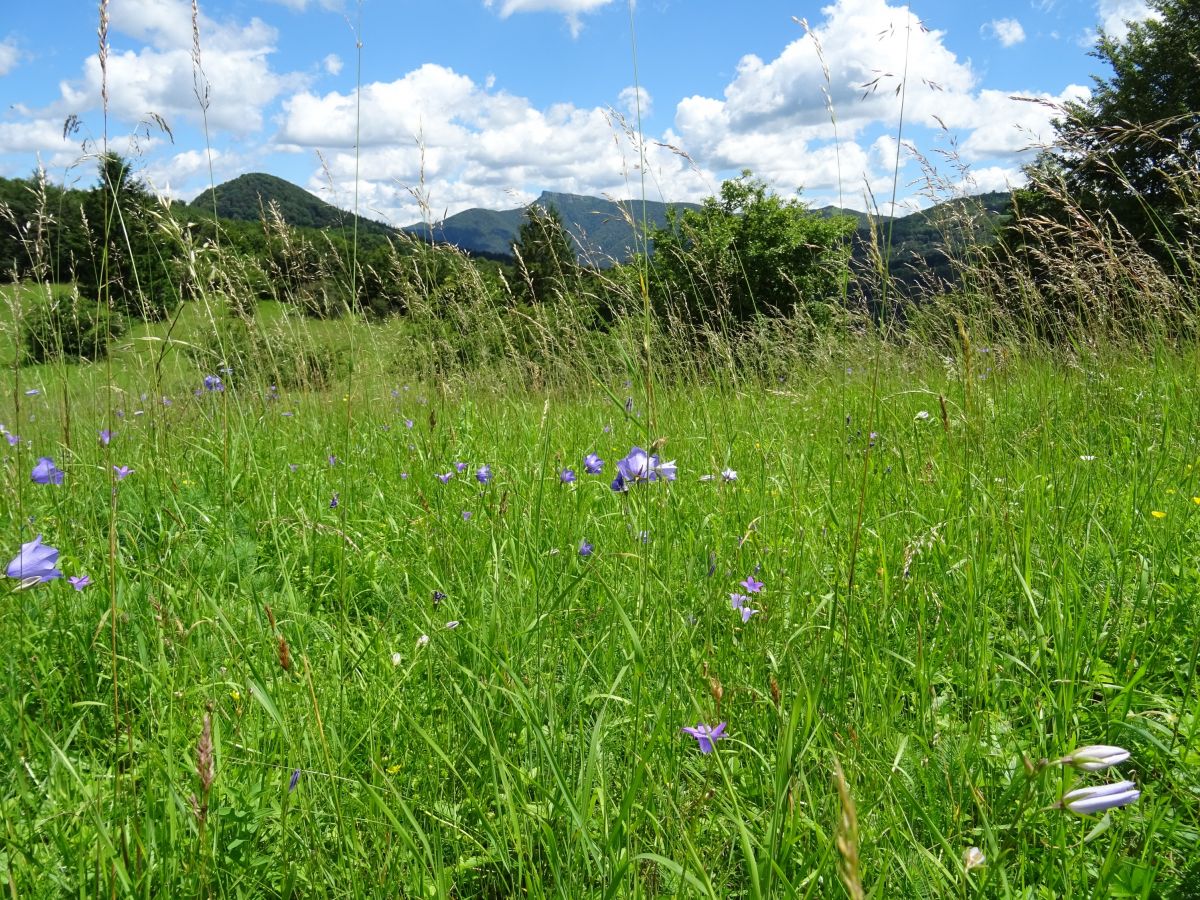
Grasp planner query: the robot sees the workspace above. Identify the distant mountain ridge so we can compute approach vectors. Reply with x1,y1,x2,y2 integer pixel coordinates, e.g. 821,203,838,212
401,191,703,263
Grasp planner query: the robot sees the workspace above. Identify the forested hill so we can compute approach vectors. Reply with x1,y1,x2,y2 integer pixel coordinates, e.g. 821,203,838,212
188,173,396,238
816,191,1013,292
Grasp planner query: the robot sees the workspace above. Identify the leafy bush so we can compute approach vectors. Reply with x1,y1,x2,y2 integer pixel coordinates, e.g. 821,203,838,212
186,308,342,390
648,171,856,325
21,293,126,364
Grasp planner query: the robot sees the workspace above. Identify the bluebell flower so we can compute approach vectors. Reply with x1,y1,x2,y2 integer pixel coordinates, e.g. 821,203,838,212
5,535,62,583
681,722,727,754
31,457,64,485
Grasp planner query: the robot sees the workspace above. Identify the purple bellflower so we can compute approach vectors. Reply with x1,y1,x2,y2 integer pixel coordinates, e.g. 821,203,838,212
476,464,492,485
584,453,604,474
741,576,764,594
681,722,727,754
5,535,63,583
611,447,677,491
69,574,92,591
31,457,64,485
560,468,576,484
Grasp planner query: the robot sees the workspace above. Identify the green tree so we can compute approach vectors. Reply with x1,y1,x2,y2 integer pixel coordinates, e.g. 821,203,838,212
648,171,856,324
1029,0,1199,252
511,203,578,303
77,153,182,321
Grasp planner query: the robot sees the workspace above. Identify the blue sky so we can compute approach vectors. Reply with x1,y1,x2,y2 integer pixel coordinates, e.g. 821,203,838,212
0,0,1153,223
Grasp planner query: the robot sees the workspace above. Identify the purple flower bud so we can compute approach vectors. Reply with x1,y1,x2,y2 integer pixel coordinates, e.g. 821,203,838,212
1058,780,1140,815
1059,745,1131,772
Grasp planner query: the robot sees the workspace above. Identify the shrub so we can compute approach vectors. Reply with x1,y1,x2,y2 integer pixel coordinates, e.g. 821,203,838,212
21,292,126,364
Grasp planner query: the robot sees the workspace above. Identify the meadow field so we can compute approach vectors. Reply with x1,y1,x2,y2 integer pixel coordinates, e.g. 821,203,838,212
3,2,1199,894
2,317,1198,896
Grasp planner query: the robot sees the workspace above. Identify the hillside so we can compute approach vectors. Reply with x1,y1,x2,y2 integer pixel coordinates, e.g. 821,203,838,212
403,191,703,263
812,192,1012,293
189,173,396,238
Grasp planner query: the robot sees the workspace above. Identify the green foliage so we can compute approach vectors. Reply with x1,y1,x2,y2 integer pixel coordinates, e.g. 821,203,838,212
186,308,341,390
74,153,182,322
511,203,578,303
1024,0,1199,253
648,171,857,324
19,290,126,364
0,173,91,284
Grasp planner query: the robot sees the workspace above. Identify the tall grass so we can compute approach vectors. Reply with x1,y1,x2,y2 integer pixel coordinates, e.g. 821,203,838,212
1,4,1199,897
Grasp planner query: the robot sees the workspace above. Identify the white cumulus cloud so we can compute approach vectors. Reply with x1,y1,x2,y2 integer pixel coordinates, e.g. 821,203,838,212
618,86,652,119
1096,0,1155,39
277,64,713,224
50,0,303,135
0,36,21,76
483,0,618,37
323,53,343,75
666,0,1095,208
984,18,1026,47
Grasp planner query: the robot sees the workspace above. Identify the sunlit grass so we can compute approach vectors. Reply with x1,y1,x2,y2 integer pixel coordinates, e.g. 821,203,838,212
2,341,1197,896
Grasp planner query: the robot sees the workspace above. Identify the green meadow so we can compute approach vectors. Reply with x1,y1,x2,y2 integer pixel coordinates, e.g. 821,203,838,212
2,330,1198,896
3,1,1200,894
